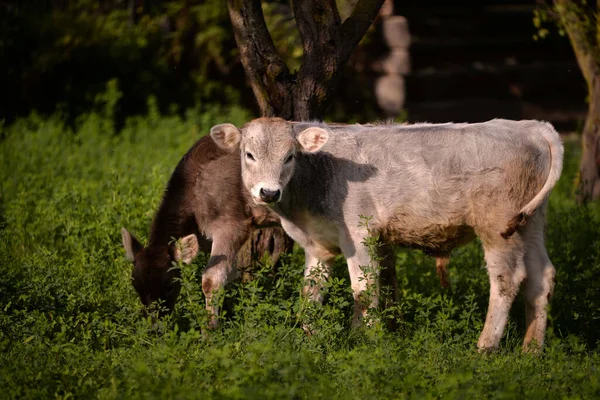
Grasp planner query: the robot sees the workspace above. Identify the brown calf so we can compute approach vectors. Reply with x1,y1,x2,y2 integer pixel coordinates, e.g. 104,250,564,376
122,135,281,326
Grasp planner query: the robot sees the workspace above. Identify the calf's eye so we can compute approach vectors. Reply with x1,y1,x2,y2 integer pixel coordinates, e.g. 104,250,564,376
246,152,255,161
284,154,294,164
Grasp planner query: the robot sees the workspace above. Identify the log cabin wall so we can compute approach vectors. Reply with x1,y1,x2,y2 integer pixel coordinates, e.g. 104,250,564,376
387,0,587,130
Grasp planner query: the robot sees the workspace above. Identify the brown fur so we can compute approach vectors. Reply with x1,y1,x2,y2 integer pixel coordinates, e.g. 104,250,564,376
501,213,527,239
123,135,280,316
435,256,450,289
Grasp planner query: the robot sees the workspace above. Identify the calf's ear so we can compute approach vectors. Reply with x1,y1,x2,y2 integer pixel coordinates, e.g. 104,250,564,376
210,123,242,151
122,227,143,262
296,127,329,153
173,234,199,265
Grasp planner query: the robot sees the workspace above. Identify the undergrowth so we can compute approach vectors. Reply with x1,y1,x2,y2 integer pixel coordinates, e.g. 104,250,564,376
1,104,599,398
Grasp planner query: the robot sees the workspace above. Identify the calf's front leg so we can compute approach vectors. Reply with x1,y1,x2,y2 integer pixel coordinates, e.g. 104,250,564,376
302,250,334,304
339,231,380,326
298,249,335,334
202,228,249,329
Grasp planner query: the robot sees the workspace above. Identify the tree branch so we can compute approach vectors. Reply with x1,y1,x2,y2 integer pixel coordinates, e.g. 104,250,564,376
293,0,342,62
227,0,293,117
339,0,386,63
554,0,600,89
597,0,600,50
292,0,383,119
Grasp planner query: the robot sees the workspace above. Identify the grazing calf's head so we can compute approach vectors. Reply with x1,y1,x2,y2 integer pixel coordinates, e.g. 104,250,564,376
121,228,198,315
210,117,329,205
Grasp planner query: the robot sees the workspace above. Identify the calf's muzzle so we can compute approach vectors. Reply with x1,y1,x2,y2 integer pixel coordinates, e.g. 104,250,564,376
259,188,281,203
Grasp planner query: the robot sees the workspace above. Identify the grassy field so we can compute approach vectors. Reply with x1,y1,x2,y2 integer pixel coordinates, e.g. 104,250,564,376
1,105,600,399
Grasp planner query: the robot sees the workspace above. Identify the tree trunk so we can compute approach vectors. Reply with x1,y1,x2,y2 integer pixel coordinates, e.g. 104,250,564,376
236,227,292,280
228,0,383,120
227,0,295,119
554,0,600,201
579,77,600,201
228,0,383,268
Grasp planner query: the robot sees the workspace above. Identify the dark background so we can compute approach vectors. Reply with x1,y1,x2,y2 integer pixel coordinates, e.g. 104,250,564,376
0,0,586,131
399,0,585,131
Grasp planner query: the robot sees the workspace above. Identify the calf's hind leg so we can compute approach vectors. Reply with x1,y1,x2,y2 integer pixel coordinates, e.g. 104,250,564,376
339,230,380,326
302,250,334,304
478,238,527,351
379,243,400,330
522,213,555,351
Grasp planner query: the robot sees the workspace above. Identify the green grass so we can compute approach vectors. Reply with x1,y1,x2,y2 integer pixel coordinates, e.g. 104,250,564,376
1,107,600,399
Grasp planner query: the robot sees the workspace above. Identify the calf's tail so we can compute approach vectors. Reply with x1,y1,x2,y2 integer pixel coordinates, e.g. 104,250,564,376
501,122,564,239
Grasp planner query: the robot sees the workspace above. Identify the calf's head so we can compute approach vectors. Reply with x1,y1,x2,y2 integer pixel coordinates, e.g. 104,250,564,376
121,228,199,315
210,117,329,205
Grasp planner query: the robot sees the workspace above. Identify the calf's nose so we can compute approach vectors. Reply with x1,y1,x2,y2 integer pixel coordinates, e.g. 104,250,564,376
259,188,281,203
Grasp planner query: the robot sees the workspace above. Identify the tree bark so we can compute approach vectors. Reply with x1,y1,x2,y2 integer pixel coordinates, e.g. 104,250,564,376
579,78,600,201
227,0,295,118
291,0,385,120
228,0,384,120
555,0,600,201
236,227,291,280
